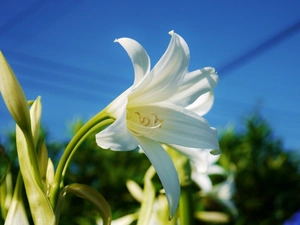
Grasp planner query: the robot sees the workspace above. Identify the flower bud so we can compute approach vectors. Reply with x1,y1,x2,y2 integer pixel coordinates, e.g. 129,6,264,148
0,51,31,132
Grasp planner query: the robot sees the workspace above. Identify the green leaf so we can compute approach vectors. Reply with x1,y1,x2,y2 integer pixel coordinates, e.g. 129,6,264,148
55,183,111,225
16,125,55,224
0,146,10,184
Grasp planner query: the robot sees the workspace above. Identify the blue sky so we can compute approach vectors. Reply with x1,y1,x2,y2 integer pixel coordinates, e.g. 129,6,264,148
0,0,300,150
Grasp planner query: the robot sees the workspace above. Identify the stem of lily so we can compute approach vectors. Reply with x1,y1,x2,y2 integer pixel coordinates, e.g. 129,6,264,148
21,127,43,188
49,110,114,208
179,184,194,225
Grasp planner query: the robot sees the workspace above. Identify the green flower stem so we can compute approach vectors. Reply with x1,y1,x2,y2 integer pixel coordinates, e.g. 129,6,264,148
179,185,194,225
61,118,115,177
23,128,42,188
49,110,114,208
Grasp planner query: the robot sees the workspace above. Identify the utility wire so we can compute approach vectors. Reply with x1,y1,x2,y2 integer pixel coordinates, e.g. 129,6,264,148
218,20,300,75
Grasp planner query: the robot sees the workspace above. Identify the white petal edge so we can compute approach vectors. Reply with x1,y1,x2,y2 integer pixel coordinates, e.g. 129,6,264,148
191,166,213,194
186,91,215,117
115,38,150,87
96,108,140,151
138,136,180,218
129,31,190,105
207,165,226,176
169,67,219,108
105,88,131,118
171,145,211,173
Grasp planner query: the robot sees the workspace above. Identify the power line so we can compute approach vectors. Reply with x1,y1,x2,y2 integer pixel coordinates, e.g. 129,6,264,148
218,20,300,75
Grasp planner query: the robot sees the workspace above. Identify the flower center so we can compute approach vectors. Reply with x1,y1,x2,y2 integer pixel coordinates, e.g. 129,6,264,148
126,110,163,137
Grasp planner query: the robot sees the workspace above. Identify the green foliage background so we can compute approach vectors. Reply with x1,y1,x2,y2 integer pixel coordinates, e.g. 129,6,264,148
1,113,300,225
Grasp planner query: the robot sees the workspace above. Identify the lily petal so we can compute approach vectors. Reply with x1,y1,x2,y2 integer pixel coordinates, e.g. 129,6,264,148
129,31,190,105
169,67,218,107
171,145,210,173
207,165,226,176
186,91,215,117
129,102,219,149
96,108,140,150
191,166,213,194
138,136,180,218
106,88,130,118
115,38,150,87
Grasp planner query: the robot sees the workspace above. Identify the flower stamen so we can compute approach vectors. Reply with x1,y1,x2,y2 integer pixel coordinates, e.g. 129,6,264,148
126,110,163,137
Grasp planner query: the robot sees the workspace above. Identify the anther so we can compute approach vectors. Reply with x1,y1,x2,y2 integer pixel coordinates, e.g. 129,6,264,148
151,113,158,123
141,117,150,126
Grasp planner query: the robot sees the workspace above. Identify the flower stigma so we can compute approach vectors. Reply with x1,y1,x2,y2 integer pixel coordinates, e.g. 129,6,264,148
126,110,163,137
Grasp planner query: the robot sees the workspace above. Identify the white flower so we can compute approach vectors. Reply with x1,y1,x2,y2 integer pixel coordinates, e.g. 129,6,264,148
191,153,225,193
191,153,237,217
96,31,219,217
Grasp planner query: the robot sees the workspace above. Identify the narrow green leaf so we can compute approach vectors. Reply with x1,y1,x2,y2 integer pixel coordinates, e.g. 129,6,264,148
55,183,111,225
0,146,10,184
16,126,55,224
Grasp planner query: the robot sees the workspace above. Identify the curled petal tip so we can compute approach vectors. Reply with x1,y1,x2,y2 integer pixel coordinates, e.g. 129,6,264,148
168,30,175,36
114,38,119,43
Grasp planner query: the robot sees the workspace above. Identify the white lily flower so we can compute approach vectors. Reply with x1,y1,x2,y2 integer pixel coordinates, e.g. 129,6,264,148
191,153,237,217
191,153,225,193
96,31,219,218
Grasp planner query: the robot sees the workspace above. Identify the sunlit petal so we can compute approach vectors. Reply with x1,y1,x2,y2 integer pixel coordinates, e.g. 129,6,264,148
186,91,215,116
128,102,219,149
169,67,218,107
96,108,139,150
129,31,190,105
138,136,180,218
191,167,213,194
171,145,210,173
106,88,130,118
207,165,226,175
115,38,150,87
